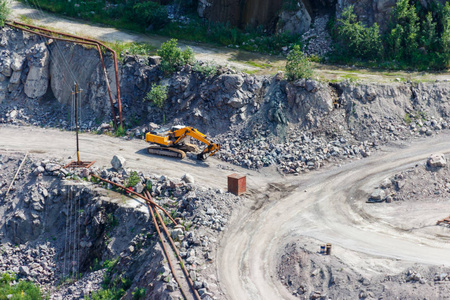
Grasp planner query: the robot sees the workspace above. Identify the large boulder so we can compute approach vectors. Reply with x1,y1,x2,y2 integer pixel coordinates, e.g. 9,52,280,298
276,1,311,35
427,153,446,168
181,173,195,184
111,155,126,171
369,189,386,201
24,43,50,99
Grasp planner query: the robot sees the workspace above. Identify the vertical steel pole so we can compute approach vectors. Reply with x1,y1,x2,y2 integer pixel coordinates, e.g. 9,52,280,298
75,83,80,164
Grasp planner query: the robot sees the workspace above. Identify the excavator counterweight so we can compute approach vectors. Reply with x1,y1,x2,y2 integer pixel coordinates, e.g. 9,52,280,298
145,126,220,160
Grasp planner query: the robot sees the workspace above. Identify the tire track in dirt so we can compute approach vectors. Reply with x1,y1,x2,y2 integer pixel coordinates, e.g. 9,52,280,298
217,133,450,300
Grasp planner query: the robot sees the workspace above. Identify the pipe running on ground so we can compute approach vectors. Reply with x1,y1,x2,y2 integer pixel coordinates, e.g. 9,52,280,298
90,174,177,226
147,200,190,300
144,190,201,300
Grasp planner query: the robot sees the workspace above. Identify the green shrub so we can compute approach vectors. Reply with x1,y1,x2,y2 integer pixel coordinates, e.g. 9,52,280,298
145,84,168,109
336,5,383,60
285,45,313,81
193,61,218,76
132,287,146,300
0,0,10,27
114,125,126,137
126,171,140,188
385,0,420,62
157,39,195,74
0,272,42,299
132,2,168,29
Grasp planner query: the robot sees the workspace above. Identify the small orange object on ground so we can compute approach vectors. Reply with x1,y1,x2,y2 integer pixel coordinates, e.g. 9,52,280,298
228,173,246,196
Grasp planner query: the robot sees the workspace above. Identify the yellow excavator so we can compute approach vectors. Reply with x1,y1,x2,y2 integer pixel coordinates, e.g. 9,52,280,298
145,125,220,160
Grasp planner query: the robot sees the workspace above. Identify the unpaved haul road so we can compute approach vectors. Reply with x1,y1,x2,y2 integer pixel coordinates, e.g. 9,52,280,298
217,133,450,300
0,125,277,190
2,125,450,299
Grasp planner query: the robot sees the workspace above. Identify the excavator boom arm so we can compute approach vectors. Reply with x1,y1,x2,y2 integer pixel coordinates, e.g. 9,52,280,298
173,127,220,159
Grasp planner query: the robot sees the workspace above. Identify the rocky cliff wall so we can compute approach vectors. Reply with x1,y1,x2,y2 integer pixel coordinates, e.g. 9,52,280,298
2,26,450,146
0,27,116,119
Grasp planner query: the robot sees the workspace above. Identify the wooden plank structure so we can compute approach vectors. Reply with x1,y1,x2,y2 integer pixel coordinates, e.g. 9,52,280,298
436,216,450,226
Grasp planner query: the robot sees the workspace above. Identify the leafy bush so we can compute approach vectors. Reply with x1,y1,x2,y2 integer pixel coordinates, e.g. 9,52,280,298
157,39,195,74
285,45,313,81
336,5,383,60
132,1,168,30
132,287,146,300
0,272,42,299
0,0,10,27
114,125,126,137
126,171,140,188
193,61,218,76
145,84,168,109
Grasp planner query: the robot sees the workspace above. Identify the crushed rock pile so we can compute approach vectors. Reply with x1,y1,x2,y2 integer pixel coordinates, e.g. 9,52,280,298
0,152,240,299
368,153,450,203
278,240,450,299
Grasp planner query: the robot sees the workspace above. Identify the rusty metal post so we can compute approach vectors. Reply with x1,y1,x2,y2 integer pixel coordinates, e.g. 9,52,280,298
74,83,81,164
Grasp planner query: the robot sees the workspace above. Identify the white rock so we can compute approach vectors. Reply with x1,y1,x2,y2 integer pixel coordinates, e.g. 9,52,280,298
111,155,126,171
181,173,194,184
427,153,446,168
370,189,385,201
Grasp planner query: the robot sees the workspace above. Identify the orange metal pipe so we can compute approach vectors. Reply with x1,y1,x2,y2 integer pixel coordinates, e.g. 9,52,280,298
147,201,189,300
144,190,201,300
91,174,177,226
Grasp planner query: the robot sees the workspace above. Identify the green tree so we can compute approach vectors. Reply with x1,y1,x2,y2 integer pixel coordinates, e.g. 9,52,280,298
421,12,438,51
157,39,195,74
285,45,313,81
386,0,420,62
440,3,450,57
336,5,383,60
0,0,10,27
145,84,168,109
145,84,168,123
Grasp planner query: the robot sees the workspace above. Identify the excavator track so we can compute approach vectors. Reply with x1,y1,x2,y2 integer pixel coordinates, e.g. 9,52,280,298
147,146,186,159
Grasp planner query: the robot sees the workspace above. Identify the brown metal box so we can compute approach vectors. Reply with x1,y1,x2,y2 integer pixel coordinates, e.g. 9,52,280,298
228,173,246,196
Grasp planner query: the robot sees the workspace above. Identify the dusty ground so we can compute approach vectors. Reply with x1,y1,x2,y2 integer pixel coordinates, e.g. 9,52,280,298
9,0,450,81
3,2,450,299
2,125,450,299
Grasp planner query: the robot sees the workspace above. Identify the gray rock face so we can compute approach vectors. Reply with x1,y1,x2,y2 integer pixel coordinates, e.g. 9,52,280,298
111,155,126,171
11,53,25,71
199,0,283,32
276,1,311,35
24,43,49,99
427,153,446,168
50,40,112,116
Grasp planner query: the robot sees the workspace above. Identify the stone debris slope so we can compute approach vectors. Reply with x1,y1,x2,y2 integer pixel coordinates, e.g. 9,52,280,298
0,152,240,299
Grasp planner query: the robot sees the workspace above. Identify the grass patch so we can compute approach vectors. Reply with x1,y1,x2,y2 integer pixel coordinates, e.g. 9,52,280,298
103,42,157,57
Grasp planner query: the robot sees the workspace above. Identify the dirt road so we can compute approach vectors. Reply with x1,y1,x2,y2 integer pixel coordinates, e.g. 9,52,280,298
9,1,450,81
2,125,450,299
217,134,450,300
0,125,278,190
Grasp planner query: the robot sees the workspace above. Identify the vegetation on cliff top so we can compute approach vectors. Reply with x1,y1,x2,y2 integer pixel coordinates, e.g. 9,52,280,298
17,0,450,71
